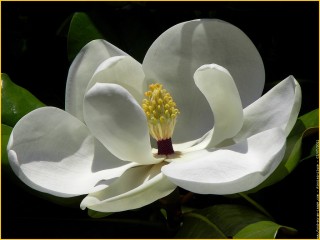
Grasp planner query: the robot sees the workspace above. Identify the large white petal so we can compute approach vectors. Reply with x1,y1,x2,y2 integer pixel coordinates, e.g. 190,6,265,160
80,162,176,212
84,83,162,165
86,55,147,104
8,107,135,197
162,128,286,195
233,76,301,142
194,64,243,147
143,19,264,143
66,39,127,121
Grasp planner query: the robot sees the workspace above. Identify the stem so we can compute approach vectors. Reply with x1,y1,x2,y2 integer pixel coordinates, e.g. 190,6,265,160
238,192,273,218
180,192,194,204
158,188,182,231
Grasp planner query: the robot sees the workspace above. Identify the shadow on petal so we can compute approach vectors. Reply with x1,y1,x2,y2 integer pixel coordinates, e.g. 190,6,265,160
91,138,129,173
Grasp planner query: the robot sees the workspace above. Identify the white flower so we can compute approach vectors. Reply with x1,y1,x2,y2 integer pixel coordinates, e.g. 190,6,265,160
8,19,301,213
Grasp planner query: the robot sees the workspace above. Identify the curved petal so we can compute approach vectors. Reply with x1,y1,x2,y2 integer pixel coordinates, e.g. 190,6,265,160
233,76,301,143
162,128,286,195
66,39,127,121
80,162,176,212
194,64,243,147
7,107,134,197
86,55,147,104
173,129,212,152
143,19,264,143
89,138,139,192
84,83,162,165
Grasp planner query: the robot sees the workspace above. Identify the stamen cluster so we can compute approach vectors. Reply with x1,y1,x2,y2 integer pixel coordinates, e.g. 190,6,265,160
142,83,180,141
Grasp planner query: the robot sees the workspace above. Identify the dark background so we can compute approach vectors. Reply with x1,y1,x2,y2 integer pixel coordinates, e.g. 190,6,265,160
2,1,319,238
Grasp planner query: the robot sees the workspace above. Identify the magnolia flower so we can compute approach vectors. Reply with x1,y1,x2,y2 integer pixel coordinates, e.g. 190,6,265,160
8,19,301,213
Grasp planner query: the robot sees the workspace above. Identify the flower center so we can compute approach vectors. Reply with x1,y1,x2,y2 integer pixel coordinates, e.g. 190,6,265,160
142,83,180,155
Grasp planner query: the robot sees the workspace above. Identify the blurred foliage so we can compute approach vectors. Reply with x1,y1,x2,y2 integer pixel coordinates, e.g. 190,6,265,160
176,204,297,238
1,73,45,127
1,124,13,174
64,12,104,62
234,221,297,238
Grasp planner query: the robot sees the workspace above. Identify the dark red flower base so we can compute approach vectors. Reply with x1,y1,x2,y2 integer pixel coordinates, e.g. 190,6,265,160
157,138,174,155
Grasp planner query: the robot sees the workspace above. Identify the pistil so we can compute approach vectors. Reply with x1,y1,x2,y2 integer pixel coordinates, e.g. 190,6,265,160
157,138,174,155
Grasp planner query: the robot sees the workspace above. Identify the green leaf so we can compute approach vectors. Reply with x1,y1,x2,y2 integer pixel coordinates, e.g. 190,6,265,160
234,221,297,238
1,73,45,127
88,209,113,218
175,204,296,238
299,108,319,128
301,142,317,161
176,212,227,238
247,108,319,193
67,12,104,62
1,124,13,173
237,193,272,218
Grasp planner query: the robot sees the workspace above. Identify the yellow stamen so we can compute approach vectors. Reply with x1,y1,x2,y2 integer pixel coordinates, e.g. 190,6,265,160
141,83,180,141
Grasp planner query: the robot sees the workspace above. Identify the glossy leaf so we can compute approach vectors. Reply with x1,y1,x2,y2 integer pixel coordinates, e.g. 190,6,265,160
1,73,45,127
246,108,319,193
234,221,297,238
88,209,113,218
237,193,272,218
67,12,104,62
176,212,227,238
1,124,13,173
175,204,296,238
301,142,317,161
299,108,319,128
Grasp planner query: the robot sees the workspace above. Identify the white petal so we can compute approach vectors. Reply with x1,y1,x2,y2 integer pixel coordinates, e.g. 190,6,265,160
86,55,147,104
162,128,286,195
172,129,212,152
233,76,301,142
194,64,243,147
80,162,176,212
7,107,135,197
89,138,138,192
84,83,161,164
143,19,264,143
66,39,127,121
